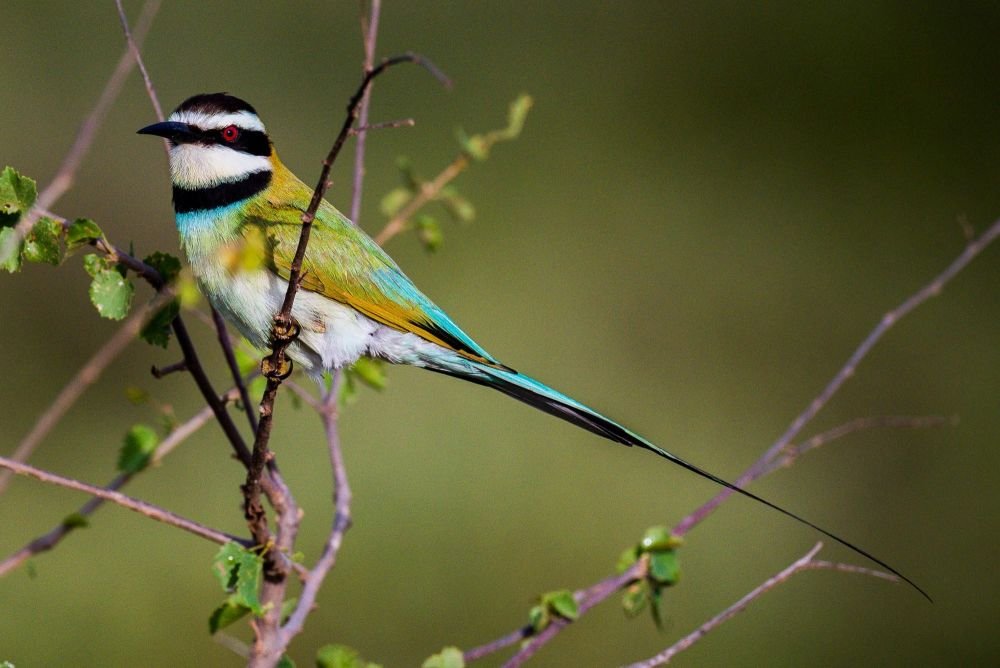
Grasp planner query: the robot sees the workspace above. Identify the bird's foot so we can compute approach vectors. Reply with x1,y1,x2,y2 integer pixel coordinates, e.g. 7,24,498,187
261,355,294,381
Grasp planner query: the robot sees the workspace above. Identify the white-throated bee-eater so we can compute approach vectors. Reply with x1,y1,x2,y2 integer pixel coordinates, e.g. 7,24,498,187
139,93,924,598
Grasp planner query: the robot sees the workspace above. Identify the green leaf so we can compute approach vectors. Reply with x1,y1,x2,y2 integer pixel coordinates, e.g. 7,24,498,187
234,344,260,376
0,166,37,217
542,589,579,621
648,551,681,585
640,526,680,552
117,424,159,473
317,644,382,668
351,357,387,390
0,227,23,272
61,512,90,529
89,268,135,319
280,597,298,624
22,217,64,265
622,582,648,617
415,215,443,252
66,218,103,251
277,655,297,668
211,542,264,614
83,253,107,278
143,251,181,284
421,647,464,668
439,187,475,223
616,545,640,573
379,187,413,217
528,603,548,633
456,94,534,161
124,386,150,405
140,298,179,348
208,598,250,634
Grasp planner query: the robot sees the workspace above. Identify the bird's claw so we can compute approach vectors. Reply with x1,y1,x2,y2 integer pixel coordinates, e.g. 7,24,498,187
261,355,293,380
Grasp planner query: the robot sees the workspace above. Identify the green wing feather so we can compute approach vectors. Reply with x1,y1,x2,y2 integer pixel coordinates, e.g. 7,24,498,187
241,159,505,369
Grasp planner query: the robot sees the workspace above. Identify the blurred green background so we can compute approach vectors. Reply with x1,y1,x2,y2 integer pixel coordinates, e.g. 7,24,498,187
2,2,999,666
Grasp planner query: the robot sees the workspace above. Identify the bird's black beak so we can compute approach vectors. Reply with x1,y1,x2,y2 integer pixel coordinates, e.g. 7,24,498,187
137,121,198,143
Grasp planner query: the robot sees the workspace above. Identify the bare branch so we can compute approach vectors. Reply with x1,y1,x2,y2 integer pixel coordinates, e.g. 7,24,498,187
212,306,259,433
674,216,1000,537
0,290,176,495
622,543,897,667
766,414,952,475
467,217,1000,664
0,455,243,547
114,0,164,122
0,0,160,264
374,152,469,246
350,0,382,224
349,118,416,135
280,372,352,643
0,391,235,577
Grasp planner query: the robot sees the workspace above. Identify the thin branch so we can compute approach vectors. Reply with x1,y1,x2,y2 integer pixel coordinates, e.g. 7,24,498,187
623,543,897,667
501,568,639,668
0,290,176,495
0,391,234,577
280,372,352,643
374,152,469,245
350,0,382,224
212,306,259,433
0,455,243,547
349,118,416,135
766,414,952,475
0,0,160,264
673,216,1000,537
241,49,447,610
467,217,1000,663
114,0,164,122
151,359,188,378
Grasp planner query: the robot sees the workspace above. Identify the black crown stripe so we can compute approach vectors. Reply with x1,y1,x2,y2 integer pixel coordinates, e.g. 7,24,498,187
172,170,272,214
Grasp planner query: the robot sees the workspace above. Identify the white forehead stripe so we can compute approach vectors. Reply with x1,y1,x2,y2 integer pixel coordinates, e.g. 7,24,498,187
169,109,265,133
169,143,271,189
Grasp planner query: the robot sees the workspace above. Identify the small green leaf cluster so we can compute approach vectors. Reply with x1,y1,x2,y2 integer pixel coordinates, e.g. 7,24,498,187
456,94,533,161
209,542,265,634
2,166,183,346
316,644,383,668
339,357,387,405
116,424,160,474
1,166,102,271
527,588,580,636
617,526,682,627
421,646,464,668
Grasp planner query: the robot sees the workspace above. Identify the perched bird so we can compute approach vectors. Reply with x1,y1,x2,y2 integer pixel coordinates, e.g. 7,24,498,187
139,93,923,597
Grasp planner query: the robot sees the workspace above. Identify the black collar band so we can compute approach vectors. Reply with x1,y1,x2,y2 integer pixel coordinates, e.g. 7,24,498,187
172,170,271,213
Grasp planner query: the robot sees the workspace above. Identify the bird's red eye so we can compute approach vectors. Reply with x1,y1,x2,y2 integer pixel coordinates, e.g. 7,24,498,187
221,125,240,142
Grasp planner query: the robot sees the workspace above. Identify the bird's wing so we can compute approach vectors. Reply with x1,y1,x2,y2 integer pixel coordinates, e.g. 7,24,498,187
242,177,506,369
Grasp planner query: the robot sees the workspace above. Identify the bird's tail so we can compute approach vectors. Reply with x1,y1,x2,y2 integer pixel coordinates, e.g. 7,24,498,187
428,360,929,601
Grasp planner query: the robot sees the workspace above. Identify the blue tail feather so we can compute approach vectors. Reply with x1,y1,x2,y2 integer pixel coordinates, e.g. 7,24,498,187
428,360,930,601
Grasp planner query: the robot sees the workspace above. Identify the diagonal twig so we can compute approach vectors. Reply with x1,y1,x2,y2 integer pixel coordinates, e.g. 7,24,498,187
0,0,161,264
0,390,235,577
623,543,897,667
0,289,176,495
0,455,243,547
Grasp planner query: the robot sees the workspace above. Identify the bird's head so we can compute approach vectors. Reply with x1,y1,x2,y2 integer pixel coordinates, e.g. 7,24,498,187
138,93,273,190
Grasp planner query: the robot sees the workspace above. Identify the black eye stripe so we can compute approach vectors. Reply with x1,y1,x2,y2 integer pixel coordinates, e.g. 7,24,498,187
188,126,271,157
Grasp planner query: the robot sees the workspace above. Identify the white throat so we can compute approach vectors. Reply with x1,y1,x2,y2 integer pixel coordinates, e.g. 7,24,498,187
169,144,271,189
